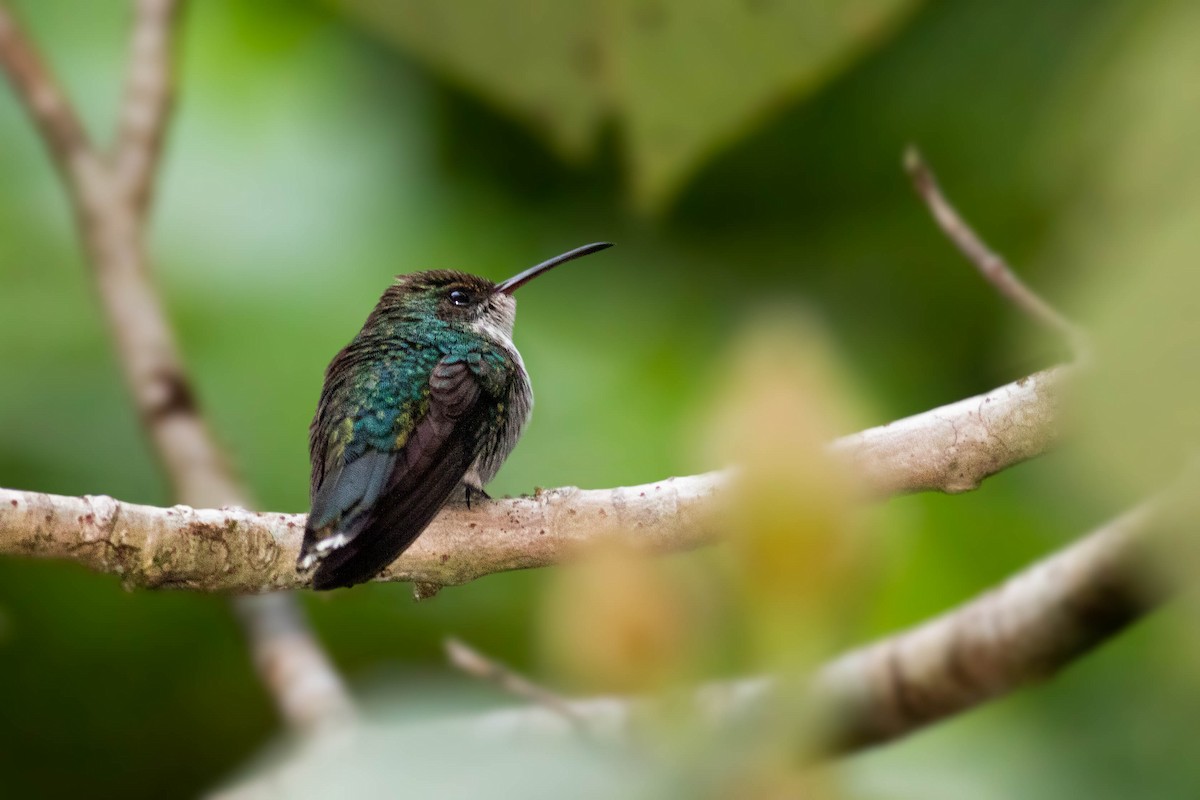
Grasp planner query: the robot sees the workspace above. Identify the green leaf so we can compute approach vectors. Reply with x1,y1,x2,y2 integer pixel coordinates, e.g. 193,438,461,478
331,0,607,160
332,0,920,210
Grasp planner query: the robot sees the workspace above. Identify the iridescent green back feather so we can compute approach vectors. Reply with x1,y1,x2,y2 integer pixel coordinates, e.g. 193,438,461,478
301,271,518,589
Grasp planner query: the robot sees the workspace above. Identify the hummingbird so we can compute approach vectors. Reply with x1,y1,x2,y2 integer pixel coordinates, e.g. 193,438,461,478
298,242,614,590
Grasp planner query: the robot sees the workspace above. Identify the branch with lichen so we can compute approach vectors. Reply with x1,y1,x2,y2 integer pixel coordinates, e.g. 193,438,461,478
0,366,1063,592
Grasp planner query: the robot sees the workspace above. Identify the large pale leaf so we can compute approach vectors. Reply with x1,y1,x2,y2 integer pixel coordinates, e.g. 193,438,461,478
611,0,918,210
1044,0,1200,498
333,0,920,210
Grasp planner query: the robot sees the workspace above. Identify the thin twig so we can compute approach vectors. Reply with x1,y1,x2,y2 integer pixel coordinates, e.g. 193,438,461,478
904,146,1090,359
0,3,95,185
445,638,590,732
114,0,182,217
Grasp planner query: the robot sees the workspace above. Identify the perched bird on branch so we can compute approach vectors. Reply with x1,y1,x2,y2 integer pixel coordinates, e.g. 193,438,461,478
299,243,613,589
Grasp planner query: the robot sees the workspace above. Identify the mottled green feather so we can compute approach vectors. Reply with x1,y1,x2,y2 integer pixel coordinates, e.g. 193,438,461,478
317,323,511,479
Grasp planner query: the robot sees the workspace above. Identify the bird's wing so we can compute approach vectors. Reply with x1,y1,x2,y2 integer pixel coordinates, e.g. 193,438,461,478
300,357,494,589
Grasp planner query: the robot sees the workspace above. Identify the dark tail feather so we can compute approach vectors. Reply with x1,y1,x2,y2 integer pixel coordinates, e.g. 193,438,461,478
307,364,490,590
310,480,454,590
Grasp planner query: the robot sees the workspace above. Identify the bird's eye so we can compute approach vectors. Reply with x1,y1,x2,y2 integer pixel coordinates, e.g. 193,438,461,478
448,290,471,307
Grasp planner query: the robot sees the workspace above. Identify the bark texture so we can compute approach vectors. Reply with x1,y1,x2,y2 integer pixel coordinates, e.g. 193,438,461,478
0,368,1065,591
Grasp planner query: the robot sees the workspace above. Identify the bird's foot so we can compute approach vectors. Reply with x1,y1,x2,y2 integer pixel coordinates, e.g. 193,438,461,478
464,484,492,510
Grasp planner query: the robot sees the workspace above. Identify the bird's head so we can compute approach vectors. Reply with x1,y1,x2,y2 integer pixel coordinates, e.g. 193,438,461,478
381,242,613,344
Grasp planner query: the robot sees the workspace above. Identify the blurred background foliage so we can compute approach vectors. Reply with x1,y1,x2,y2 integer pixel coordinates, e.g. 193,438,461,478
1,0,1199,797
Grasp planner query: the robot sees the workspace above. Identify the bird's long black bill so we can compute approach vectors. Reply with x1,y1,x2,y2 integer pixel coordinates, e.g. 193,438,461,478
495,242,613,295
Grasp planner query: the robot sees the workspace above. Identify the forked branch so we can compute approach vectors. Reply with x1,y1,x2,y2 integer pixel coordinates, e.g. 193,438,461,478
0,0,353,734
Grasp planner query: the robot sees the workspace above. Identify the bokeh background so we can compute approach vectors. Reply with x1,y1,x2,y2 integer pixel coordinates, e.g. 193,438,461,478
2,0,1199,797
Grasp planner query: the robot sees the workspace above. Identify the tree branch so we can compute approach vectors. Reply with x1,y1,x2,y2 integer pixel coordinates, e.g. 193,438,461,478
0,366,1065,592
905,146,1090,358
445,638,589,731
833,365,1065,496
0,3,95,185
817,496,1168,751
0,0,353,734
114,0,181,218
465,491,1175,753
